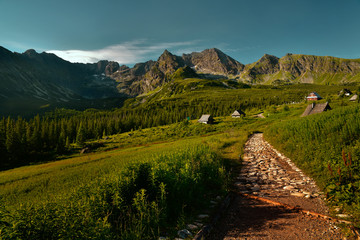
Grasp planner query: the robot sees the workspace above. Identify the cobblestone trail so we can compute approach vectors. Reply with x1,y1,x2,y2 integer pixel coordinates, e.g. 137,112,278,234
208,133,343,240
236,133,327,214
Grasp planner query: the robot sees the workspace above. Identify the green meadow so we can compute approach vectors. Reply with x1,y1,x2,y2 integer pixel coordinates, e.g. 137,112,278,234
1,83,360,238
0,116,252,239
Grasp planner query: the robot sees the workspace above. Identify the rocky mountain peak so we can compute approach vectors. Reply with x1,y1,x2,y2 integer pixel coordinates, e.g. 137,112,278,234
242,54,281,79
23,49,38,57
105,61,120,76
182,48,244,75
95,60,109,73
257,54,280,68
205,47,222,54
157,49,185,74
205,48,226,56
259,54,279,62
161,49,171,55
158,49,176,61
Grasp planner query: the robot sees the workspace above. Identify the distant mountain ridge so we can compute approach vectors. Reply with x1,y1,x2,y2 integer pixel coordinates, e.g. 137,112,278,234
109,49,360,95
0,46,122,101
108,48,244,95
241,53,360,84
1,45,360,113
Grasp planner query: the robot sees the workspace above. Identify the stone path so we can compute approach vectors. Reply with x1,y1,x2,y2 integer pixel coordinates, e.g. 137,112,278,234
208,133,343,240
236,133,327,214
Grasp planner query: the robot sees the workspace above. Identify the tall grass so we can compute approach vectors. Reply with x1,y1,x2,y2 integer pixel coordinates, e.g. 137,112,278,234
0,143,230,239
0,141,189,208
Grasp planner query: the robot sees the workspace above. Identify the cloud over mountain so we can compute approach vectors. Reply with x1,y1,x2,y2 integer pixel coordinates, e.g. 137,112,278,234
46,40,200,64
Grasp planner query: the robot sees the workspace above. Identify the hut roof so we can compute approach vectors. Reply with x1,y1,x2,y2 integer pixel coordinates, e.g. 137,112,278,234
301,102,331,117
231,110,246,116
340,89,352,95
198,114,212,122
306,92,322,100
350,94,358,101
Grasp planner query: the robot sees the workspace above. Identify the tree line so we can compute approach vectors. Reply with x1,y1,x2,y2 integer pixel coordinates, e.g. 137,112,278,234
0,87,309,170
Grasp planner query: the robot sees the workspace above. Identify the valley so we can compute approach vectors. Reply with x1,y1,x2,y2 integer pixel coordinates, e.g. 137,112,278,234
2,0,360,238
1,46,360,239
1,92,360,239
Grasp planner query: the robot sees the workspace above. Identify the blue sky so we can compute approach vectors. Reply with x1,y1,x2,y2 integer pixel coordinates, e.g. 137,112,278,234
1,0,359,65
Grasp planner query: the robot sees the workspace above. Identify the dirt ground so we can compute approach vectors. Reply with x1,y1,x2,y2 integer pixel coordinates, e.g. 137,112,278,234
207,194,343,240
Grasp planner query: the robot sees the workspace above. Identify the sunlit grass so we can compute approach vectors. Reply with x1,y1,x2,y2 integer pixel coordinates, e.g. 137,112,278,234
0,137,206,208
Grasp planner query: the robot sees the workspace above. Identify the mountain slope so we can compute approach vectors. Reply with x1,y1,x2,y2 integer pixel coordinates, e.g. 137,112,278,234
0,47,132,115
241,53,360,84
1,45,360,116
113,50,360,95
0,47,125,100
182,48,244,76
110,48,245,95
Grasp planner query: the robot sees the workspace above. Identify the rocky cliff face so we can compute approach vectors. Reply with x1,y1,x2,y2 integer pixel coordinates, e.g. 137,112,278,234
111,48,245,95
183,48,244,76
117,50,186,95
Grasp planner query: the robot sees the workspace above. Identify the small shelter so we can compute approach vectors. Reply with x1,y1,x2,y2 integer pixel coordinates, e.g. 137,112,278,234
198,114,214,124
350,94,358,101
301,102,331,117
306,92,323,101
231,110,246,118
339,89,353,96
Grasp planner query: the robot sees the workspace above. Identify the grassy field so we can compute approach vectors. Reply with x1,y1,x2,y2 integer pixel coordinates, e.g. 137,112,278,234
1,88,359,238
0,115,255,239
1,95,351,208
1,135,212,208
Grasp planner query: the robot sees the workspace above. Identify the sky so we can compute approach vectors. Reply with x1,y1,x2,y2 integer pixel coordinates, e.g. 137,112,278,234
1,0,360,65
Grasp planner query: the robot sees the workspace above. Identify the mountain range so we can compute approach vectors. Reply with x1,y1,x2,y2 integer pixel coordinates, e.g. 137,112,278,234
1,45,360,114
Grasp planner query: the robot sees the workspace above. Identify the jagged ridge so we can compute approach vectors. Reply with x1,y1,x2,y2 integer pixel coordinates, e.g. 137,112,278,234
110,48,245,95
1,45,360,105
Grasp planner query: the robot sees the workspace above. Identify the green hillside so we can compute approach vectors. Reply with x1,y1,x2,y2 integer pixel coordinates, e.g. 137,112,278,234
0,81,348,170
1,77,360,238
0,118,252,239
264,104,360,227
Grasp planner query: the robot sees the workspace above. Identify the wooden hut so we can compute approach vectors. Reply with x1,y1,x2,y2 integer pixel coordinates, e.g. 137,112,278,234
350,94,358,101
306,92,323,101
301,102,331,117
231,110,246,118
339,89,353,96
198,114,214,124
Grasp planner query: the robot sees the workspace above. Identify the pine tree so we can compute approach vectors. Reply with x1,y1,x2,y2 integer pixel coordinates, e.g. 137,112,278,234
5,118,18,162
76,122,86,147
65,136,71,151
56,130,66,154
0,119,8,168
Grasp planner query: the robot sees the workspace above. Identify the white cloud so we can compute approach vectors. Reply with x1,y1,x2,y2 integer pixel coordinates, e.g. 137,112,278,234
46,40,200,65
